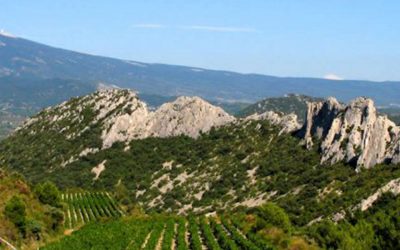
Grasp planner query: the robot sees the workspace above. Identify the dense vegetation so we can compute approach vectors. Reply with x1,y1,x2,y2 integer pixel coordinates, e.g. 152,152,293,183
0,169,64,249
308,193,400,249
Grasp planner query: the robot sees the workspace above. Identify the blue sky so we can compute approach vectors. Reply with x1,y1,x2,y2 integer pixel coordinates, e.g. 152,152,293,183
1,0,400,81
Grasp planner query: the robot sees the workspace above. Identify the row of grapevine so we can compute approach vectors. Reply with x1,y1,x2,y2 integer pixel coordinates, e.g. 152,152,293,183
144,222,165,250
62,192,123,229
42,218,154,250
176,217,189,250
200,217,220,250
188,216,202,250
210,218,239,250
220,216,262,250
229,217,275,250
161,219,175,250
42,216,274,250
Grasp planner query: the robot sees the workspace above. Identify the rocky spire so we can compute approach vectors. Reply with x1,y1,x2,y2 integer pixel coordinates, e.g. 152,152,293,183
299,97,400,169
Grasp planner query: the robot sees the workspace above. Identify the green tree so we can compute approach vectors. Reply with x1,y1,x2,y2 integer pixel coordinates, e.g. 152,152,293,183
114,182,130,205
256,202,292,233
34,181,61,207
26,219,42,240
4,196,27,234
48,207,64,230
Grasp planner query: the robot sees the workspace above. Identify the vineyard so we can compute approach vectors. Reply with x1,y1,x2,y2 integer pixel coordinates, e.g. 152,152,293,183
41,216,275,250
62,192,124,229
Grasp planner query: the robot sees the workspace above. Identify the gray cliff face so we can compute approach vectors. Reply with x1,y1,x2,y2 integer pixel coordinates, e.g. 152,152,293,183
300,97,400,169
150,96,235,139
97,90,236,148
299,97,343,148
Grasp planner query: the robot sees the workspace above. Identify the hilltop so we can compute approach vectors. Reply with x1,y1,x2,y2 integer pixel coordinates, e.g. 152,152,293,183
236,94,324,121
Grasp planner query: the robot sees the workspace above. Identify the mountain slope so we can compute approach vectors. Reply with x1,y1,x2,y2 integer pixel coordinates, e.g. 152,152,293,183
2,90,400,227
2,33,400,105
237,94,324,121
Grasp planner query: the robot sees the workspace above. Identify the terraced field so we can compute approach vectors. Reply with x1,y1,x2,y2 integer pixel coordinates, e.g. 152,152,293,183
42,216,274,250
62,192,124,229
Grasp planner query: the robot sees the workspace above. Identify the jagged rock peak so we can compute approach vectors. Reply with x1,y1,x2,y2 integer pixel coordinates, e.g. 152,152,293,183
299,97,343,148
299,97,400,169
103,94,236,147
151,96,235,139
245,111,301,134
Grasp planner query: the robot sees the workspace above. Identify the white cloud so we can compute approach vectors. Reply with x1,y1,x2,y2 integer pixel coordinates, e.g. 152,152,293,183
132,23,165,29
324,73,343,81
0,29,17,38
180,25,257,33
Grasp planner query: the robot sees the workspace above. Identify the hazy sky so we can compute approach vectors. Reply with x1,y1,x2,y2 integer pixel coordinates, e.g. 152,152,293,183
1,1,400,81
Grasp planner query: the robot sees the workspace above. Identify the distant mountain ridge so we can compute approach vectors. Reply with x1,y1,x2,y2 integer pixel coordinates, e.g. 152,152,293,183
1,32,400,140
1,33,400,105
237,94,324,121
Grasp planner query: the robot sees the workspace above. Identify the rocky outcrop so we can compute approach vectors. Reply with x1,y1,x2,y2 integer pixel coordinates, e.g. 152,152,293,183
299,97,343,148
357,177,400,211
22,89,235,149
102,94,235,147
246,111,301,134
299,97,400,169
150,96,235,138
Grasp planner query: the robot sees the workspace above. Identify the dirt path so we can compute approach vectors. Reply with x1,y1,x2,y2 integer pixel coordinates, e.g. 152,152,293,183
155,225,166,250
141,230,153,249
199,229,208,250
171,223,177,250
0,236,17,250
184,221,190,247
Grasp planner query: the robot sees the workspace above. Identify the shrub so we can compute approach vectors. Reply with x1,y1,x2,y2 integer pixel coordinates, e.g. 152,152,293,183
34,181,61,207
256,203,292,233
4,195,27,234
48,207,64,230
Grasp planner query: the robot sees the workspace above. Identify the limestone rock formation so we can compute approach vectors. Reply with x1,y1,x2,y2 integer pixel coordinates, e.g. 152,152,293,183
245,111,301,134
357,177,400,211
21,89,235,149
150,96,235,138
102,94,235,147
299,97,400,169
